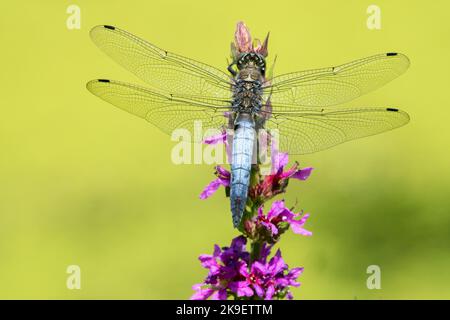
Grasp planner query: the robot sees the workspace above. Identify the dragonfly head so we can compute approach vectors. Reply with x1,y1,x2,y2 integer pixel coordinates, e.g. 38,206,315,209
236,52,266,76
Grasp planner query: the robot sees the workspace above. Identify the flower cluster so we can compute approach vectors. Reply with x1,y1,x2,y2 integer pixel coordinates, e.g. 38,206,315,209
194,154,313,300
191,236,303,300
199,150,313,221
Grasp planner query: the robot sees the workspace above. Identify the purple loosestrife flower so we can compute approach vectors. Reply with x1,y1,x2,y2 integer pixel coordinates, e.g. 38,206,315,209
199,166,230,200
250,151,313,201
245,200,312,242
236,249,303,300
191,236,304,300
191,236,248,300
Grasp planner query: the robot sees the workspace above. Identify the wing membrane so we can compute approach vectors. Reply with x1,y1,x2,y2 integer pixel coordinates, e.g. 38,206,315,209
90,25,232,99
86,79,230,137
88,26,410,154
264,106,410,154
265,53,409,109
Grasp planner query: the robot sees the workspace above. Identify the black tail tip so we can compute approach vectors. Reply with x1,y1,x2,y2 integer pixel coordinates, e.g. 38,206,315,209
97,79,110,83
386,52,398,56
103,25,115,30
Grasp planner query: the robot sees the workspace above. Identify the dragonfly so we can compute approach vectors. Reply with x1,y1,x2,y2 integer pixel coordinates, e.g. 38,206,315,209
86,24,410,228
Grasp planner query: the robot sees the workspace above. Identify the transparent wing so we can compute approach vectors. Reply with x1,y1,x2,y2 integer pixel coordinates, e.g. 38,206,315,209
264,106,410,154
264,53,409,109
86,79,230,138
90,25,232,99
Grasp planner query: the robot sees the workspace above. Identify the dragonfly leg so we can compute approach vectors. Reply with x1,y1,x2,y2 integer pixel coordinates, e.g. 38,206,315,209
227,62,237,76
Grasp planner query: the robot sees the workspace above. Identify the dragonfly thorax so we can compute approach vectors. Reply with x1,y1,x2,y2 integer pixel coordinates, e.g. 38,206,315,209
232,75,263,114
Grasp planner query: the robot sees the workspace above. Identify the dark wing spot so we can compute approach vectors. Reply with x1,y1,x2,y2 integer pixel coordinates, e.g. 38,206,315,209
98,79,110,83
103,25,115,30
386,108,399,112
386,52,398,56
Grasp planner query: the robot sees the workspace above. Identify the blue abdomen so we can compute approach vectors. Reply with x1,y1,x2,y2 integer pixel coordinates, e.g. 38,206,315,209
230,116,255,227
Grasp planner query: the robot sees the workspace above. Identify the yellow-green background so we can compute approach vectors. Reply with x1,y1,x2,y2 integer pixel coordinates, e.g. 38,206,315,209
1,0,449,299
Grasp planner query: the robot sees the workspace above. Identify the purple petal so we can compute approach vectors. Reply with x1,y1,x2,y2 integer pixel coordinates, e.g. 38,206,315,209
265,284,275,300
290,213,312,236
192,283,203,291
259,243,273,263
237,262,249,277
257,205,264,218
261,221,278,235
190,287,215,300
198,254,213,262
219,178,230,187
240,252,250,264
290,223,312,236
216,165,231,179
211,289,228,300
219,249,234,264
229,281,253,297
207,264,220,276
203,131,227,145
218,289,228,300
288,267,304,279
230,236,247,252
251,261,268,275
220,265,238,279
199,178,227,199
287,267,304,287
223,111,232,118
266,200,285,220
253,283,265,298
277,207,295,222
213,245,221,257
295,212,310,225
198,254,217,268
220,236,249,264
272,152,289,173
288,280,301,287
269,250,287,274
291,167,313,180
277,153,289,169
240,286,254,297
275,277,289,287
